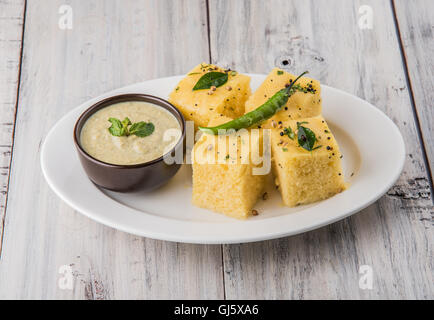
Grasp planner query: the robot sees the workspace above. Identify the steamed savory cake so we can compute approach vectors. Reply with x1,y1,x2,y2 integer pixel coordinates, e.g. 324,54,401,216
245,68,321,127
191,116,266,219
169,63,251,128
271,116,347,207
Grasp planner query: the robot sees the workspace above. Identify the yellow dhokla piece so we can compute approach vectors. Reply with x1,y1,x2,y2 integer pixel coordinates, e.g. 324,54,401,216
271,116,347,207
192,116,266,219
245,68,322,128
169,63,251,128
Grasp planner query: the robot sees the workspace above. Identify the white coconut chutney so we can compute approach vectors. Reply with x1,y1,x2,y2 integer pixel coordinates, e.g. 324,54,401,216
80,101,181,165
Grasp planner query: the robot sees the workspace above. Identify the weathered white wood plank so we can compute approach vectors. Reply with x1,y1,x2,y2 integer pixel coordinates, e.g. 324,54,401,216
394,0,434,180
210,0,433,299
0,0,25,253
0,0,224,299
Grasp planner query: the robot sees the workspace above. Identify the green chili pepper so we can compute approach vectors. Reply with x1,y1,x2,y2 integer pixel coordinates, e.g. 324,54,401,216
198,71,309,134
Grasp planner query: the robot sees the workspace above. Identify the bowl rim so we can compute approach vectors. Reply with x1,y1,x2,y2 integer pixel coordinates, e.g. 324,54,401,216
73,93,186,169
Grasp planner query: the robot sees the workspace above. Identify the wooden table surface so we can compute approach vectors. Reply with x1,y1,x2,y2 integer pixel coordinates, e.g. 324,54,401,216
0,0,432,299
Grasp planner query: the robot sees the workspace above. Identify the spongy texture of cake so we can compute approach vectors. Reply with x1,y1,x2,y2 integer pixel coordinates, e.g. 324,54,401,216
271,116,347,207
169,63,251,128
192,116,266,219
245,68,321,128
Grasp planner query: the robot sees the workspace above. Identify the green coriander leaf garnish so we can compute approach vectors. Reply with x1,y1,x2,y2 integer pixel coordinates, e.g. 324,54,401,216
108,118,125,136
193,72,228,90
120,117,132,135
284,126,295,140
297,125,318,152
122,117,131,127
277,70,284,75
230,71,237,76
108,118,154,138
282,148,288,152
129,121,155,137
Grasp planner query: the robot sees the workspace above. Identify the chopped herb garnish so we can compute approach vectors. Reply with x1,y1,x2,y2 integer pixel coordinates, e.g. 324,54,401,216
282,148,288,152
108,117,154,138
230,71,237,76
188,72,201,76
284,126,295,140
193,72,228,90
175,86,180,91
277,70,284,75
225,154,230,160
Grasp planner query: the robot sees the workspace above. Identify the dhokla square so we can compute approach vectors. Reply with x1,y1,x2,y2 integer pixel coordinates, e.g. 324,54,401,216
191,116,267,219
169,63,251,128
271,116,347,207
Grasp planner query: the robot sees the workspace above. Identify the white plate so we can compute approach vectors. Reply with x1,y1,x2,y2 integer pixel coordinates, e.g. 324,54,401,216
41,74,405,244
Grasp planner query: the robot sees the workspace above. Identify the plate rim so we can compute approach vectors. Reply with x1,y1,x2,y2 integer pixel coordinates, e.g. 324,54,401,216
40,74,406,244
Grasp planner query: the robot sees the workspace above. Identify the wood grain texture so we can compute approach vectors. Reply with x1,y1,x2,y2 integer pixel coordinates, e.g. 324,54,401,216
0,0,25,254
393,0,434,180
1,0,433,300
0,0,224,299
209,0,433,299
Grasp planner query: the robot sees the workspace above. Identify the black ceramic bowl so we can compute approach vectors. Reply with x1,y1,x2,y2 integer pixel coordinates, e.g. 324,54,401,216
73,94,185,192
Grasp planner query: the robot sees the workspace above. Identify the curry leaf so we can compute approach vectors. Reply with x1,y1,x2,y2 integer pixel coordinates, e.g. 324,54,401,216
192,72,228,90
297,125,318,151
